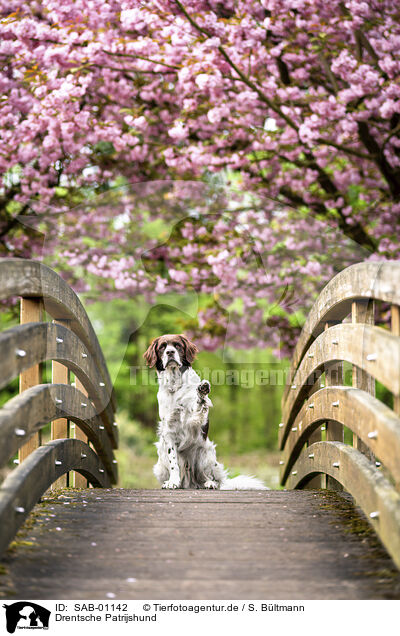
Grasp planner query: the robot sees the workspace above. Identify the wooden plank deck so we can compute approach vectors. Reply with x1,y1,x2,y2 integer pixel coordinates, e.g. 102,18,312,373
1,489,400,600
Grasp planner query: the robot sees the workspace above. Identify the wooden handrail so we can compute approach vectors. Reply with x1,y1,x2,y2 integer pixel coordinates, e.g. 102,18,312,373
280,386,400,486
280,261,400,569
0,259,118,556
281,322,400,446
0,322,117,446
0,259,115,409
0,439,111,556
0,384,117,482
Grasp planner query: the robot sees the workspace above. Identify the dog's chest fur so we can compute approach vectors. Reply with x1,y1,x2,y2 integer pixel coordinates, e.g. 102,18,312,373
157,366,200,423
157,366,210,439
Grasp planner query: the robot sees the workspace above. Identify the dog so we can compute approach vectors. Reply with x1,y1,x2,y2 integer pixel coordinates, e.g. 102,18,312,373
143,334,267,490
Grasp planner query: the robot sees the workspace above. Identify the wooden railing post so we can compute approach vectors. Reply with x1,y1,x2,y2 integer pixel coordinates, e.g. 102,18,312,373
324,321,344,490
18,298,43,464
351,300,375,458
71,377,89,488
51,319,70,489
304,374,323,489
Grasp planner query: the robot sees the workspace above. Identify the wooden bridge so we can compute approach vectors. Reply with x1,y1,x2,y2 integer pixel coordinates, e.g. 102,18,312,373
1,258,400,600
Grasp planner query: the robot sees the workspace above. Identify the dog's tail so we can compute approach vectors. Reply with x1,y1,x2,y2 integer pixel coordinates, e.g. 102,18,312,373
220,475,269,490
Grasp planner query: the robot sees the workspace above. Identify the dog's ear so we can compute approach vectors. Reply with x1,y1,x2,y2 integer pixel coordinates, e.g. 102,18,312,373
179,335,198,365
143,338,159,368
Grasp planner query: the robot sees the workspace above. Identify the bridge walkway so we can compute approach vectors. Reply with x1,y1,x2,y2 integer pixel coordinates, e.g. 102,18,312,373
1,489,399,600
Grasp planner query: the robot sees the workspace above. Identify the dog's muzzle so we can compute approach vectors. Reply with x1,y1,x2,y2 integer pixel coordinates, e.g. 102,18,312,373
162,347,181,368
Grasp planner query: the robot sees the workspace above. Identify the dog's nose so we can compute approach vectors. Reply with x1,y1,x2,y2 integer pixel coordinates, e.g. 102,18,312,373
166,349,175,356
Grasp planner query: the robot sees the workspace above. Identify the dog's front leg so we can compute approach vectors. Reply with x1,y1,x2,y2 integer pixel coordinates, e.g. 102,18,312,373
162,433,181,489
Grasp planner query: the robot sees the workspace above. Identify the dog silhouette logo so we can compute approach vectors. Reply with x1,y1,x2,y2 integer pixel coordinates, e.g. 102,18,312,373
3,602,50,633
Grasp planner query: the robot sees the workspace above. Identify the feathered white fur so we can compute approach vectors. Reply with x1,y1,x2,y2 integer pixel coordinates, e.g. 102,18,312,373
220,475,268,490
146,337,268,491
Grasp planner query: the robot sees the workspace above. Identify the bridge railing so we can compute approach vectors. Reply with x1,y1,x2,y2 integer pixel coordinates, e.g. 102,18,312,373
280,261,400,569
0,259,118,555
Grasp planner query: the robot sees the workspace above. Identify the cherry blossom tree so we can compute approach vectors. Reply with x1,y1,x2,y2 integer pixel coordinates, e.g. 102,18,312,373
0,0,399,353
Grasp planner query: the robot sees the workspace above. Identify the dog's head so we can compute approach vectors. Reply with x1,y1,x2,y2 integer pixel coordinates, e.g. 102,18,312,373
143,334,198,371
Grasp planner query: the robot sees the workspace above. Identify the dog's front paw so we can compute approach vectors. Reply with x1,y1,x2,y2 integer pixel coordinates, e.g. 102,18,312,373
204,479,218,489
197,380,210,397
162,479,180,489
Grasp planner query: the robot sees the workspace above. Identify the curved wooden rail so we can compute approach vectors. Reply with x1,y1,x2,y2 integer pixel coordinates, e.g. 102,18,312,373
0,384,117,482
0,258,118,556
0,259,115,409
280,260,400,570
283,261,400,402
0,322,117,447
287,441,400,568
280,386,400,486
281,322,400,444
0,439,110,556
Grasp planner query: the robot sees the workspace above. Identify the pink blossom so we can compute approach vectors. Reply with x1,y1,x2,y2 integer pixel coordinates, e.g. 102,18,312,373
168,121,189,141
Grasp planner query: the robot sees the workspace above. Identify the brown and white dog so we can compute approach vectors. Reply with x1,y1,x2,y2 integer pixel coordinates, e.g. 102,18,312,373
143,334,267,490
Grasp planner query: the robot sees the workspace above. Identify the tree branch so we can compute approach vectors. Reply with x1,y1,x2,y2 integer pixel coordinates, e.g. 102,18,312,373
357,121,400,199
103,50,181,71
315,138,373,160
280,185,377,251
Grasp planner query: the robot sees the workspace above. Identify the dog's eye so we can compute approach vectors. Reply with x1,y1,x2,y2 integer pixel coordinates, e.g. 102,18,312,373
158,343,166,351
174,343,182,350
